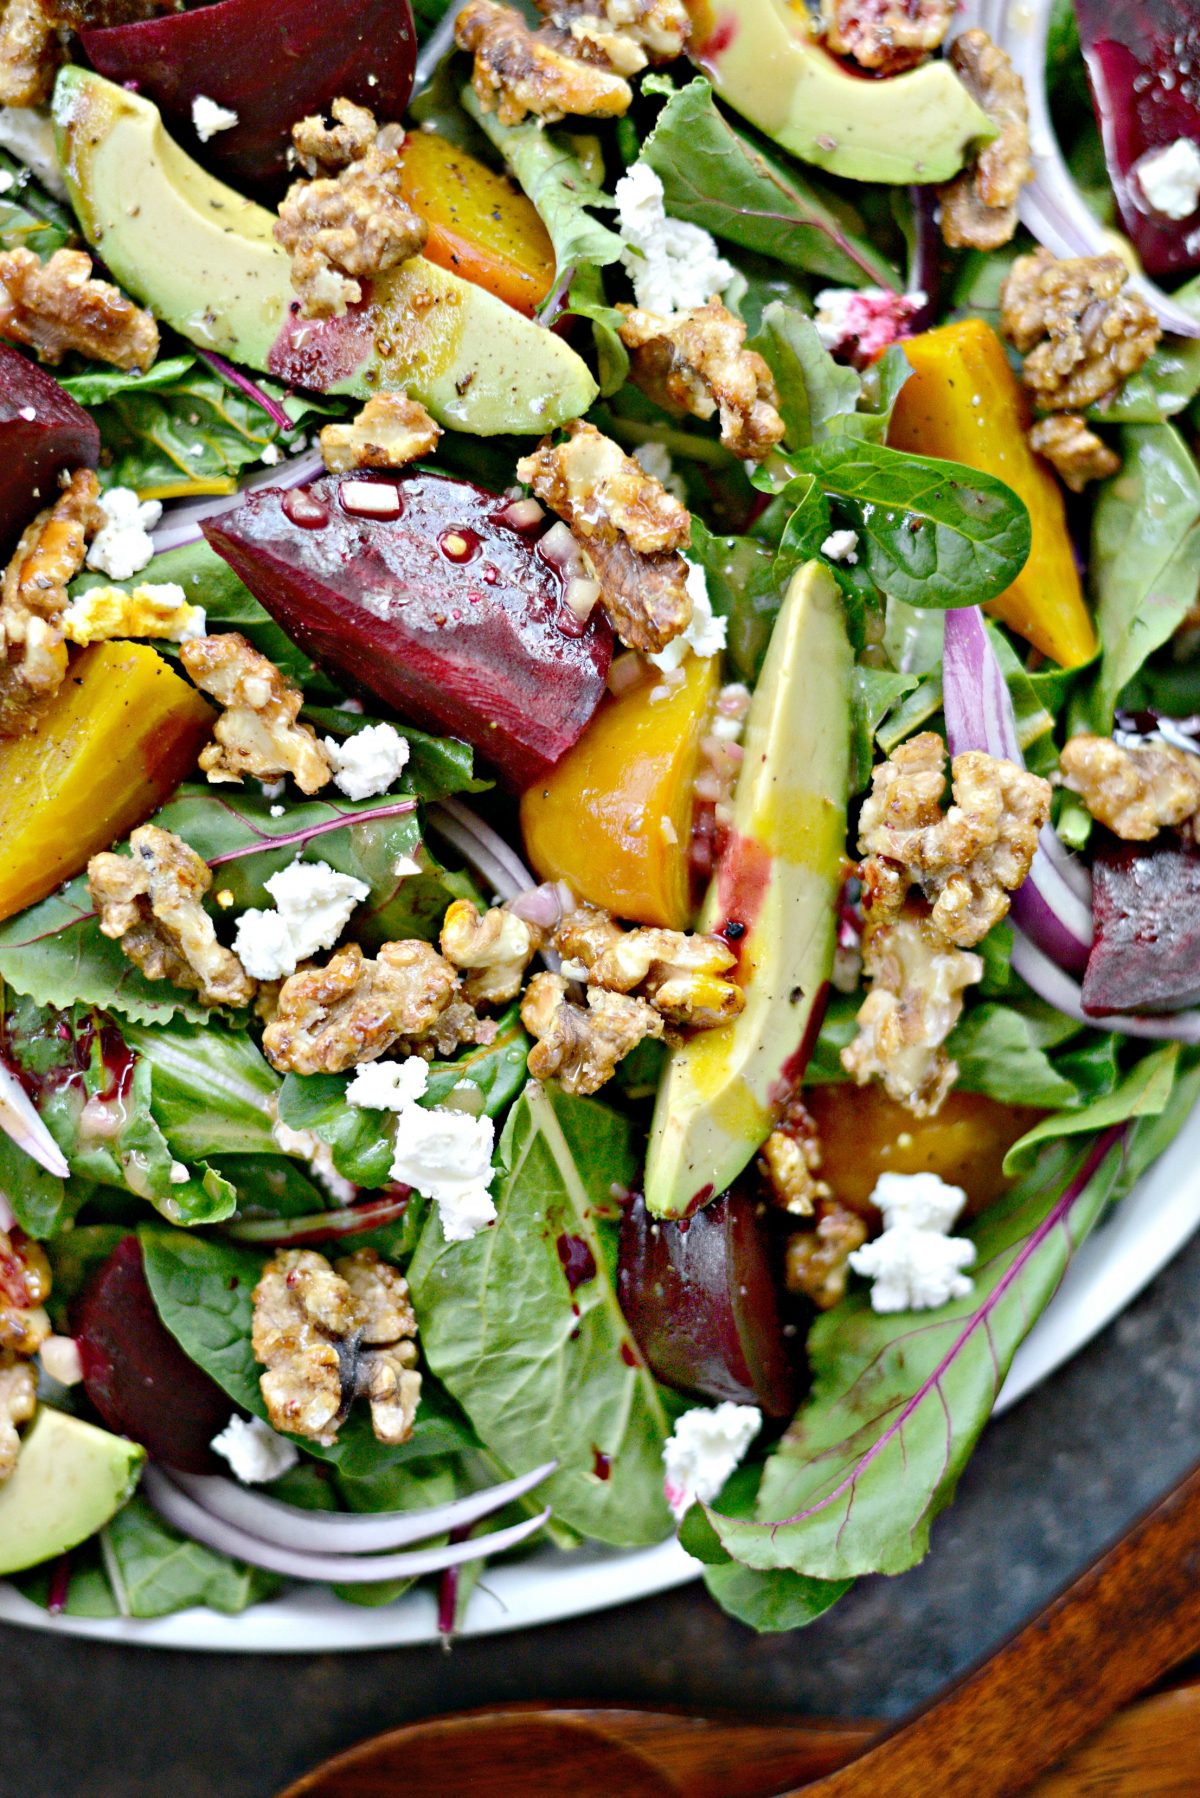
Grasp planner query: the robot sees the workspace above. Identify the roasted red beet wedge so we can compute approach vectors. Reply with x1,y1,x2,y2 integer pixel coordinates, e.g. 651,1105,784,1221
1082,832,1200,1016
617,1191,796,1419
1075,0,1200,277
72,1236,233,1473
204,472,613,789
0,343,99,559
81,0,416,190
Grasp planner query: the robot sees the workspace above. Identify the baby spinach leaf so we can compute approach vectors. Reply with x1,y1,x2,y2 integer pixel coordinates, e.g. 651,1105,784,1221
642,79,898,289
796,440,1032,610
421,1003,530,1113
688,1466,851,1633
0,1132,82,1238
849,666,918,794
121,1017,279,1160
710,1129,1130,1581
1087,423,1200,725
276,1073,394,1189
102,1494,278,1617
1002,1042,1180,1172
946,1003,1080,1109
464,91,624,272
1089,337,1200,425
754,307,860,449
408,1083,674,1548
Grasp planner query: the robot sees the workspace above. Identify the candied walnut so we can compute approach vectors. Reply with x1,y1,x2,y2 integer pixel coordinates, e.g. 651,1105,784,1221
0,248,158,371
42,0,169,23
0,1228,51,1359
522,970,662,1096
0,1357,35,1484
179,631,333,794
556,907,745,1028
857,732,1051,948
618,300,785,462
818,0,951,75
534,0,690,72
252,1246,420,1447
262,939,465,1074
276,100,427,319
1028,413,1120,493
517,422,692,653
319,392,441,474
1060,735,1200,842
439,899,543,1007
455,0,632,126
0,467,103,735
1000,248,1161,413
0,0,59,105
88,824,257,1008
757,1098,829,1218
841,910,982,1117
785,1200,868,1310
937,30,1030,252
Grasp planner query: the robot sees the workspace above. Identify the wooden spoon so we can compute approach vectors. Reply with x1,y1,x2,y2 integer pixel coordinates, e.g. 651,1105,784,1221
278,1457,1200,1798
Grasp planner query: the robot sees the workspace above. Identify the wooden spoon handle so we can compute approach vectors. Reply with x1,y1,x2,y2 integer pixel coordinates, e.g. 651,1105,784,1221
788,1460,1200,1797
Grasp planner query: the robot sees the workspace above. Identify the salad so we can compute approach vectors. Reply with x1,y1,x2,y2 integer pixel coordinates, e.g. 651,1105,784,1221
0,0,1198,1640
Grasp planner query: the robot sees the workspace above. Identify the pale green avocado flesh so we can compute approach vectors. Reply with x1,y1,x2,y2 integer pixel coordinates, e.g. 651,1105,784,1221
52,66,597,434
0,1407,144,1575
643,560,851,1220
688,0,995,183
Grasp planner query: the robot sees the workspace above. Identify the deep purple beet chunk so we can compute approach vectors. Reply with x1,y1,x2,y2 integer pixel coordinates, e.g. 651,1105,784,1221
1075,0,1200,276
1082,833,1200,1016
617,1191,796,1418
204,471,613,789
82,0,415,191
72,1236,233,1473
0,343,99,559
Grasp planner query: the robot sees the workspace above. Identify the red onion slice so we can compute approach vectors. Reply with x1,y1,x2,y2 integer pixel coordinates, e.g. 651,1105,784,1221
1011,935,1200,1043
168,1458,557,1554
0,1061,70,1180
429,797,537,903
954,0,1200,338
942,606,1093,973
142,1466,551,1582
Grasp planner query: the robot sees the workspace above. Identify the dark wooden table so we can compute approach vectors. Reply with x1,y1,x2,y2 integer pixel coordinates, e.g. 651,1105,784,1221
7,1227,1200,1798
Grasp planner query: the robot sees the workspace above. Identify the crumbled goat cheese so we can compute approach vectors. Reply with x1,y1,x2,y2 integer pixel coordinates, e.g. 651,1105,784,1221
1137,138,1200,221
848,1170,976,1313
271,1117,357,1205
388,1104,497,1244
615,163,734,317
647,560,727,673
633,440,687,500
813,287,926,365
663,1402,761,1521
0,106,67,199
192,95,240,143
234,860,370,979
0,172,12,197
39,1334,83,1386
346,1055,431,1113
85,487,162,580
211,1414,299,1484
260,443,282,465
321,722,410,801
61,580,205,644
821,529,859,564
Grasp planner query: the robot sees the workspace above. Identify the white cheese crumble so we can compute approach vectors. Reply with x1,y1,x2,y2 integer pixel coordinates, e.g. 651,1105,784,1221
663,1402,761,1521
61,580,205,646
614,163,734,317
0,105,67,198
211,1414,299,1485
347,1054,496,1241
260,442,282,466
322,722,410,801
233,860,370,979
1137,138,1200,221
85,487,162,580
633,440,687,501
346,1054,431,1113
647,559,727,673
271,1117,357,1205
821,528,859,564
848,1171,976,1313
192,95,240,143
0,171,13,197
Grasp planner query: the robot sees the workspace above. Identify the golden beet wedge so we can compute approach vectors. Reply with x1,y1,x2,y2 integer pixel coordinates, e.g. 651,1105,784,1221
0,640,214,922
888,318,1096,669
520,653,720,929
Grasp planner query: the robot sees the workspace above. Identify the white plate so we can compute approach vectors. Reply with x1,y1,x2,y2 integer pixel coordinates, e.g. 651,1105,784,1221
4,1105,1200,1652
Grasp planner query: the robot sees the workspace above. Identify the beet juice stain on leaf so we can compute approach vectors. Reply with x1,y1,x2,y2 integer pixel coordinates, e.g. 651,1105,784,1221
204,471,613,789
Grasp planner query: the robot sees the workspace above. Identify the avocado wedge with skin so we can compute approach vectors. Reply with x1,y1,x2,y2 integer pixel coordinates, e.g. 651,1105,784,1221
643,560,852,1220
0,1407,144,1575
52,67,597,434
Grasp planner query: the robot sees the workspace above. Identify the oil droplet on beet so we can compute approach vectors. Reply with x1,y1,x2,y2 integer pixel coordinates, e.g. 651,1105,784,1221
556,1232,597,1293
439,526,481,563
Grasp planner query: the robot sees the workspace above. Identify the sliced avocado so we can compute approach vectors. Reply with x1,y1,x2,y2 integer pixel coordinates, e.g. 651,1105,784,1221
52,67,597,434
0,1406,144,1575
687,0,995,184
643,560,851,1220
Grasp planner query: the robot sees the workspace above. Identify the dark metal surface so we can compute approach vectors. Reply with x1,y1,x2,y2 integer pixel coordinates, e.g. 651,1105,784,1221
7,1228,1200,1798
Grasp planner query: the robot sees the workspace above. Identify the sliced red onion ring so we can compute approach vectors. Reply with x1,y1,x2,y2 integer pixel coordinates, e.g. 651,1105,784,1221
429,796,536,903
1011,935,1200,1043
142,1466,551,1582
167,1459,557,1555
942,606,1093,974
954,1,1200,338
0,1061,69,1180
225,1191,411,1245
150,447,325,555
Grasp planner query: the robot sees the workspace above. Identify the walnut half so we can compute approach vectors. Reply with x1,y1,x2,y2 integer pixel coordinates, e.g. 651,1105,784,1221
179,632,333,795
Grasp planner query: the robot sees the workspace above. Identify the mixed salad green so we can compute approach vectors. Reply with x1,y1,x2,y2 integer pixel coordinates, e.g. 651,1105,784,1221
0,0,1199,1639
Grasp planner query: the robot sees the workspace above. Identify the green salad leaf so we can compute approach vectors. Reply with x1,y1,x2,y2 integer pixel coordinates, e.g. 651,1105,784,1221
0,153,74,257
754,307,910,453
101,1495,278,1617
121,1017,280,1160
464,91,624,272
409,1083,675,1547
